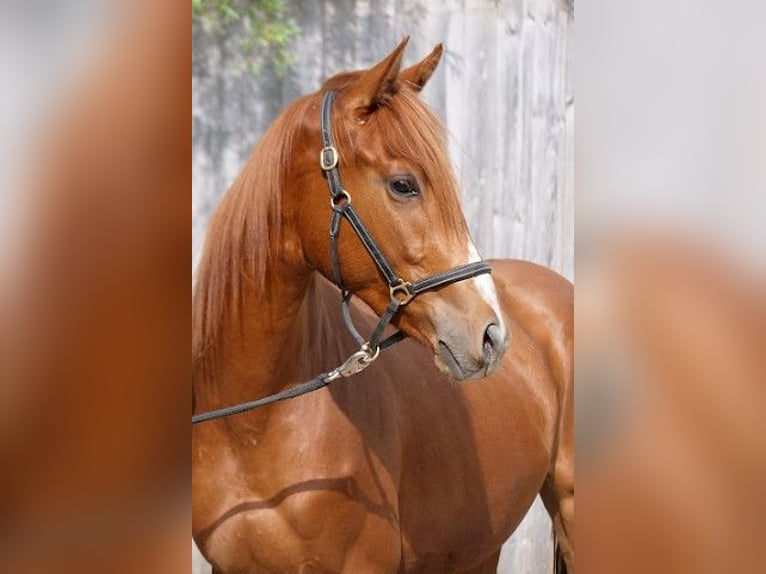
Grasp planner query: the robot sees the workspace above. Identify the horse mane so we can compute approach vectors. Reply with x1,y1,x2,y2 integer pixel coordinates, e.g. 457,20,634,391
193,74,466,382
192,95,312,378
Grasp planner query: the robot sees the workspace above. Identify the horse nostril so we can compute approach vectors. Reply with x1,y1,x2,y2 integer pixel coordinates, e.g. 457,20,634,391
483,323,503,357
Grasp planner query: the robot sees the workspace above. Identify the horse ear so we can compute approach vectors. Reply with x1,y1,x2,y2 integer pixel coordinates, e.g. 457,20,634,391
345,37,409,115
399,43,443,93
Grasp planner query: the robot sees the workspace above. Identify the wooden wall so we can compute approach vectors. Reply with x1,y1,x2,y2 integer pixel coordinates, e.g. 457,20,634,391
193,1,573,572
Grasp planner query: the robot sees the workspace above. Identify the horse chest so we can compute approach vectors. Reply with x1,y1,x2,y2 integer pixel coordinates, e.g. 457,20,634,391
390,372,553,570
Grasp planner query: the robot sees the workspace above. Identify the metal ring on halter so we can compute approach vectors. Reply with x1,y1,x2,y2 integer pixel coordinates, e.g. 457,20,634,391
360,342,380,363
330,189,352,209
320,146,339,171
389,278,415,305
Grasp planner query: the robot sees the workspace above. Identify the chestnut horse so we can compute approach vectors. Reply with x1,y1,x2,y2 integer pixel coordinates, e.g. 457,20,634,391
192,39,574,573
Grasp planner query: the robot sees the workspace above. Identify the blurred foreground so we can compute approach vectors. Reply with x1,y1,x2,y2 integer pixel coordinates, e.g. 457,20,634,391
578,1,766,572
577,232,765,573
0,1,188,573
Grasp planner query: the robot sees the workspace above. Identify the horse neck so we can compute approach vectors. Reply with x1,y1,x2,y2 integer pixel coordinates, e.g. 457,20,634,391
194,257,323,417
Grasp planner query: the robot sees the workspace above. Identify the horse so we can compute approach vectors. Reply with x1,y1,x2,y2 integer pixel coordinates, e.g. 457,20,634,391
192,38,574,573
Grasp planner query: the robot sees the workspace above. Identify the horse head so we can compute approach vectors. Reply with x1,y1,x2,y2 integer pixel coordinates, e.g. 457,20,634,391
282,39,509,380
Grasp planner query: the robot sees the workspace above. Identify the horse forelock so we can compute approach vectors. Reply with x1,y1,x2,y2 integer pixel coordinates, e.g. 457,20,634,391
333,85,468,242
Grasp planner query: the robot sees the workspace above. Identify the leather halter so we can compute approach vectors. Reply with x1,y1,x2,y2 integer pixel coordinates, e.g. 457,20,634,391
320,90,491,358
191,91,492,425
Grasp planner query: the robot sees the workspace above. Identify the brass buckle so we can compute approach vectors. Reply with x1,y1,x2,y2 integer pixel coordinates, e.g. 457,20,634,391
320,146,339,171
390,279,415,305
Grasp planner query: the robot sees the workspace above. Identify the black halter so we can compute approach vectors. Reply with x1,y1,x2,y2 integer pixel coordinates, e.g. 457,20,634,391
191,91,491,425
320,90,491,357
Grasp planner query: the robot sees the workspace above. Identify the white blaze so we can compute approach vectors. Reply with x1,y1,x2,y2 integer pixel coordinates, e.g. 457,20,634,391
466,240,506,330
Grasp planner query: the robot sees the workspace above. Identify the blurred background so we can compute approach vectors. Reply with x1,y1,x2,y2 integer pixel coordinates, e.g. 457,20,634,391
0,2,188,573
577,2,766,572
192,1,574,572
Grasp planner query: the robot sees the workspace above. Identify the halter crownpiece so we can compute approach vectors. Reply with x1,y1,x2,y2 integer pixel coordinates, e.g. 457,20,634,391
320,90,492,355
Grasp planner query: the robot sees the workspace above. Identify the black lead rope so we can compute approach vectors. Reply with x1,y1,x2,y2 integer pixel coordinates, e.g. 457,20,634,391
191,334,405,426
192,91,491,425
193,375,332,425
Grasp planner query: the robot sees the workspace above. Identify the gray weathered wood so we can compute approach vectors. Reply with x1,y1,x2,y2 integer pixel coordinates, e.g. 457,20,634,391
192,1,573,572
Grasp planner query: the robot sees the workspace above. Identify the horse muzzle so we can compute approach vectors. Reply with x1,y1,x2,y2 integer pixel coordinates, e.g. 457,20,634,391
434,318,509,380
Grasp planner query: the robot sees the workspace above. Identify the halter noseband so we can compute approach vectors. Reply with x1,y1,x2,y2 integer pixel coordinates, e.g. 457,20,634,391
320,90,491,367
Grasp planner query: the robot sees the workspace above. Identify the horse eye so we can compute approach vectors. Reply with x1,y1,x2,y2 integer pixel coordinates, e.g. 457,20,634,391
388,176,420,198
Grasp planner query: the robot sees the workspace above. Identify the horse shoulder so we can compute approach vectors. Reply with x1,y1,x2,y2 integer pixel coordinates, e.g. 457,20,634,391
490,258,574,448
193,393,403,573
490,258,573,367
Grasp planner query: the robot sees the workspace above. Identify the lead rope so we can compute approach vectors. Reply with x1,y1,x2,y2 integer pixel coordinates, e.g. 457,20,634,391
192,348,378,425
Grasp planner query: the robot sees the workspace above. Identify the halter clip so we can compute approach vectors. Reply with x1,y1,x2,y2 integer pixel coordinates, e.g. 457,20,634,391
328,343,380,380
